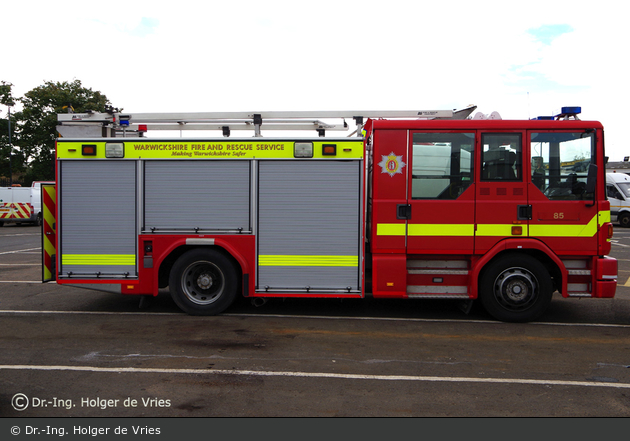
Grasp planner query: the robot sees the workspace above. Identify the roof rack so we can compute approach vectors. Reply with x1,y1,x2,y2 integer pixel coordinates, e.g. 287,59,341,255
57,105,477,138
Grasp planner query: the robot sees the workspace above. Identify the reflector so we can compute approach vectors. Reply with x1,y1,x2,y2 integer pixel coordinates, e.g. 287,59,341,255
322,144,337,156
81,145,97,156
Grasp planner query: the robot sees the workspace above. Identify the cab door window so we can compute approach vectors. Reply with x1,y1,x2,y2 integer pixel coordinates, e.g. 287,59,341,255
481,133,522,181
411,132,474,199
530,132,595,200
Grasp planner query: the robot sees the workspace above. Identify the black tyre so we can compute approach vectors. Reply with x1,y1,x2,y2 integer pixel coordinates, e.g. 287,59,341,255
169,248,239,315
619,213,630,228
479,253,552,322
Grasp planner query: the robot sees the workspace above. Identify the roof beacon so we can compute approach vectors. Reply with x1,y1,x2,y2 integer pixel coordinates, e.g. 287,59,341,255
533,106,581,121
554,106,581,120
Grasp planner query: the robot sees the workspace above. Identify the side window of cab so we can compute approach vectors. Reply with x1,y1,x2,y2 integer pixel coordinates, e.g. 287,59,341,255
411,132,474,199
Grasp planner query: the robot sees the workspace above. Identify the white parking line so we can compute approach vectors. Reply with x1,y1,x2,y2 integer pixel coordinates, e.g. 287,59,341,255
0,310,176,316
0,281,44,283
1,310,630,328
0,264,40,266
0,247,41,255
0,364,628,389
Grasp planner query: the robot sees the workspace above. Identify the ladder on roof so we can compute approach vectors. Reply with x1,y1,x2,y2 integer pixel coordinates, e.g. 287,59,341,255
56,105,477,138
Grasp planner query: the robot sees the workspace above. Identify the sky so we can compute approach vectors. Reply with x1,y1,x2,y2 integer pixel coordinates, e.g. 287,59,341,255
2,0,629,160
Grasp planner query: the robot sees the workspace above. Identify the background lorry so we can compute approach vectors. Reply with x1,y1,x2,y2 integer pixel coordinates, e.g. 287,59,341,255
0,181,54,227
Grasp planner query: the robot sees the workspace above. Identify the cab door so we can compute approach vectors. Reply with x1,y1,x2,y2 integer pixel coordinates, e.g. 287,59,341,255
475,131,529,253
527,130,599,254
406,131,476,254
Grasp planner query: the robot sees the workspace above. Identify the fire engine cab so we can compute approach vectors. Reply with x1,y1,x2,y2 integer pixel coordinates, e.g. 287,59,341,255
42,105,617,322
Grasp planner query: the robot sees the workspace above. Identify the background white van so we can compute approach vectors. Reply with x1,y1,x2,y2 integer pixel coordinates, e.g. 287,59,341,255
607,172,630,227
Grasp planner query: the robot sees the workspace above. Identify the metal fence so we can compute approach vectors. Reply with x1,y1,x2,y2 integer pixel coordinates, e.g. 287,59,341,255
0,177,24,187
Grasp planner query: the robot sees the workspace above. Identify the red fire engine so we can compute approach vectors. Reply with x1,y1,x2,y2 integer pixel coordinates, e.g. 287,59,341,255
42,105,617,322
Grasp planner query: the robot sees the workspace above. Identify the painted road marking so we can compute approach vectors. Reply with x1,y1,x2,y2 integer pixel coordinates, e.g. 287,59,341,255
1,310,630,328
0,247,41,255
0,364,628,389
0,281,46,283
0,264,40,266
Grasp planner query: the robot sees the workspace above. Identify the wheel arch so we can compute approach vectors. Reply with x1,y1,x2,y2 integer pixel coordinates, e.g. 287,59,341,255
471,239,567,298
157,239,247,292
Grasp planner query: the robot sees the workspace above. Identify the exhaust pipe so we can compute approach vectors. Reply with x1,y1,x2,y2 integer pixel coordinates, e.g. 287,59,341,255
251,298,268,307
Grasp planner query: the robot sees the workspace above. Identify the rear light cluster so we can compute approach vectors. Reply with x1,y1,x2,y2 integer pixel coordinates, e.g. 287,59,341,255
608,223,614,240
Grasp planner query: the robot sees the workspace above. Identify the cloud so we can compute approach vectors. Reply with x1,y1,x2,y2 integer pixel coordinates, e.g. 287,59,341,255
128,17,160,37
528,24,574,45
2,0,629,159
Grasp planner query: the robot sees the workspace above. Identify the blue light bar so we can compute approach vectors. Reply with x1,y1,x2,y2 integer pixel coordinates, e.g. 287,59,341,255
562,106,581,114
532,116,554,120
118,115,131,127
554,106,581,118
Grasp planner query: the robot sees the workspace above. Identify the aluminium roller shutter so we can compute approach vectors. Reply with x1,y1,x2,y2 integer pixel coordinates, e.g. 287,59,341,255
257,160,361,291
59,160,137,277
144,161,250,231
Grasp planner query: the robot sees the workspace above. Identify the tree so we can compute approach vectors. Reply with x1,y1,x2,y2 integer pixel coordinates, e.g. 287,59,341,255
15,80,114,182
0,81,14,107
0,81,18,182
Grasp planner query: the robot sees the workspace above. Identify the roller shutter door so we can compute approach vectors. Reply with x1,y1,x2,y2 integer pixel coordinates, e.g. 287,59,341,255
59,160,137,277
144,161,250,231
257,161,361,291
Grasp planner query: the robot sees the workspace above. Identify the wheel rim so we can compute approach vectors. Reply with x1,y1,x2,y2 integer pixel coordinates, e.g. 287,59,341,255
492,267,538,311
180,260,225,305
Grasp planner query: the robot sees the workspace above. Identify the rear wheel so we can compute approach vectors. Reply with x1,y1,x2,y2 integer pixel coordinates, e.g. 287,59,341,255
169,248,239,315
479,254,552,322
619,212,630,228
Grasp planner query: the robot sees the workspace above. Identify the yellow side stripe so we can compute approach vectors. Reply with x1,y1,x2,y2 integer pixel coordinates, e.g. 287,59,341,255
62,254,136,266
476,224,528,237
408,223,474,237
376,223,406,236
376,212,608,238
259,255,358,267
529,217,597,237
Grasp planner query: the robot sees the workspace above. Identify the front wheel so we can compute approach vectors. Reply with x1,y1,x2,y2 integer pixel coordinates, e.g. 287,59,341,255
479,254,553,322
169,248,239,315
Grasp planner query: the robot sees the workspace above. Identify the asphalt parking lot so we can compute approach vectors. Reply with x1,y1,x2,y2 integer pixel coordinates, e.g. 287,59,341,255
1,223,630,418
